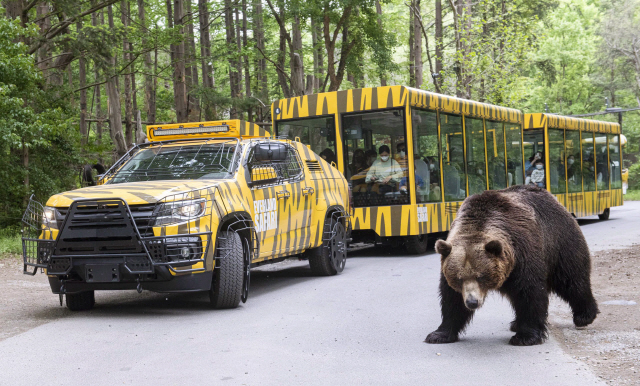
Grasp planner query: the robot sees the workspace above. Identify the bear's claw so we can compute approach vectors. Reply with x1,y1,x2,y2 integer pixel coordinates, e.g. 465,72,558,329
509,332,545,346
573,310,597,328
424,330,458,344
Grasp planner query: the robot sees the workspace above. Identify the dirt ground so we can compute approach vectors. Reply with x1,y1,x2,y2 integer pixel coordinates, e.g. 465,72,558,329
550,245,640,386
2,247,639,384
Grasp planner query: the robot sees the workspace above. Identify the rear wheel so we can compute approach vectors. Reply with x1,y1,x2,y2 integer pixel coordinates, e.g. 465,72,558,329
598,208,610,220
66,291,95,311
210,230,244,309
308,213,347,276
405,235,429,255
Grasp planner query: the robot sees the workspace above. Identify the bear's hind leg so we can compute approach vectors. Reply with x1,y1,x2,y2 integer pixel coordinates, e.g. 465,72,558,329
552,271,599,328
425,273,474,344
508,286,549,346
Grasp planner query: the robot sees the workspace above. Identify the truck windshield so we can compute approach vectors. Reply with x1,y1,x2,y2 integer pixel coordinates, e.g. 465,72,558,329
109,141,240,183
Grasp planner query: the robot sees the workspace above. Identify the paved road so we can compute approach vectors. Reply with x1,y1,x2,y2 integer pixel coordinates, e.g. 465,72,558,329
1,202,639,386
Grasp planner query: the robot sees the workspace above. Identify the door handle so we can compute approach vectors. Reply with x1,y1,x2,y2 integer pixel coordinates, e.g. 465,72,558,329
302,187,315,196
276,190,291,200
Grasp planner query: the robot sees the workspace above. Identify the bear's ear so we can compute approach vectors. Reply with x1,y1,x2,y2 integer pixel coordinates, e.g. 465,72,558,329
435,240,452,259
485,240,503,256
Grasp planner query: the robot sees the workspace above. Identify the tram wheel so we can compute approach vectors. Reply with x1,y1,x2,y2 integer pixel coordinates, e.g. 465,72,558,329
405,235,429,255
598,208,610,220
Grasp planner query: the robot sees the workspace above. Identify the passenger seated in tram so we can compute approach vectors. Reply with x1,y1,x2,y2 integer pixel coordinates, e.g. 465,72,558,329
468,163,486,195
350,149,367,175
528,159,545,188
319,148,337,166
525,151,543,177
365,145,404,195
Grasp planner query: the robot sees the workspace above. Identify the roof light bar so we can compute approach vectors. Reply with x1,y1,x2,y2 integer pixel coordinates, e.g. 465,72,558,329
154,125,230,136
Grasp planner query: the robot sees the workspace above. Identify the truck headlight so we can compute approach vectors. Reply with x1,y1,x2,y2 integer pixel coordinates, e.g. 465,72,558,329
154,199,207,226
42,206,58,229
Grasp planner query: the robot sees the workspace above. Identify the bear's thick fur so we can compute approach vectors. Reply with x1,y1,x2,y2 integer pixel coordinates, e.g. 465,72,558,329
425,185,598,346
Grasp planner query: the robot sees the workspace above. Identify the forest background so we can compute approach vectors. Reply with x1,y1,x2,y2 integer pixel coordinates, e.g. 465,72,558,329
1,0,640,236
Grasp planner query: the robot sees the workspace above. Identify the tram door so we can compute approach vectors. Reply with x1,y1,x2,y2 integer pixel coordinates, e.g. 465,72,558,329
523,130,545,186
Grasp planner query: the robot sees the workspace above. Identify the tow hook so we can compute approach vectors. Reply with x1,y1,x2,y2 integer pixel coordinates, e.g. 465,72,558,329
59,281,65,306
136,276,143,294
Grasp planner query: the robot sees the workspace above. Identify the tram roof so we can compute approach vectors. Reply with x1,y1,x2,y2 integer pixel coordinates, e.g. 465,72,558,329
524,113,621,134
271,85,523,124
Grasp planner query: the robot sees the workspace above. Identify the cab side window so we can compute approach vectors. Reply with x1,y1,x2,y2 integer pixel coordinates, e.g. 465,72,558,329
246,142,304,186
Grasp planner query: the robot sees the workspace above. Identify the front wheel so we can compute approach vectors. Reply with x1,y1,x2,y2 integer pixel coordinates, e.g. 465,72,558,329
307,213,347,276
210,230,245,309
66,291,95,311
598,208,610,220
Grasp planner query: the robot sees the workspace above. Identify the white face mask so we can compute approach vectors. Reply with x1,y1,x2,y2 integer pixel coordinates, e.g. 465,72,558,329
568,159,574,165
381,156,389,162
590,166,595,171
477,169,483,175
536,165,543,170
399,151,405,157
429,163,435,170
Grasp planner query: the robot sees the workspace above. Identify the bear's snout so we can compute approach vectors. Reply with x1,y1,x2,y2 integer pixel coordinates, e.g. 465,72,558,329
465,296,479,310
462,280,486,310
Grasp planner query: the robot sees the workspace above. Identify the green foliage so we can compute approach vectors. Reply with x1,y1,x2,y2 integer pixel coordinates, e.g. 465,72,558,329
0,226,21,256
624,190,640,201
0,10,80,227
628,162,640,190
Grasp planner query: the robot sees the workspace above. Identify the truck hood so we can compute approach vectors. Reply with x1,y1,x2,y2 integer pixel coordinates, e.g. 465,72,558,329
46,180,227,207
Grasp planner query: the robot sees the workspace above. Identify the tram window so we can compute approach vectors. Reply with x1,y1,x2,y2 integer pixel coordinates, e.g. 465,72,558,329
343,109,408,207
565,130,582,193
275,116,337,165
465,117,487,195
486,121,507,190
548,128,566,194
506,124,524,186
440,114,466,201
582,132,596,191
595,134,609,190
608,134,622,189
412,109,441,203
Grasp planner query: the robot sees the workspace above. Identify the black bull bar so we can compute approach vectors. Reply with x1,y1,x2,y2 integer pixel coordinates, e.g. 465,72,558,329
21,198,212,278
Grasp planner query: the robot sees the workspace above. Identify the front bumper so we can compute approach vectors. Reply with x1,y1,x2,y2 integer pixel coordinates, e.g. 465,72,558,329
22,197,214,294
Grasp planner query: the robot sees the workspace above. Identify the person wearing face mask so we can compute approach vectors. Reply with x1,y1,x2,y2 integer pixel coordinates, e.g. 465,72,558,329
566,155,577,181
366,145,403,194
529,160,545,188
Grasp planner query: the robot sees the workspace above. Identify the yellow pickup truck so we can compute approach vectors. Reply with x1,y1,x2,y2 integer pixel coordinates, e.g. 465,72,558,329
22,120,349,310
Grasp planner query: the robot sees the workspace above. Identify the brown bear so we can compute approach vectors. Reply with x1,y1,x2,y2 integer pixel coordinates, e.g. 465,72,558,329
425,185,598,346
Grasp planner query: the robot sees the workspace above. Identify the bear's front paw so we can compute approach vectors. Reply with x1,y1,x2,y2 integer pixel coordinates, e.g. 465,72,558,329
573,310,597,328
509,332,545,346
424,330,458,344
509,320,517,333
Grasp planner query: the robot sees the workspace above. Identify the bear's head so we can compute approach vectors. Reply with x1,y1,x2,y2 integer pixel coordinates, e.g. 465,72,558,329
436,236,515,311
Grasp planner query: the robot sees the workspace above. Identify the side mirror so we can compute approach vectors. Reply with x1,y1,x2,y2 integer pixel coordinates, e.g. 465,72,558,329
254,142,288,162
250,165,278,185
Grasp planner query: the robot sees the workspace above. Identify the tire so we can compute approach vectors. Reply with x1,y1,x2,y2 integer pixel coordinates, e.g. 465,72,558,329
66,291,95,311
210,230,244,309
598,208,610,220
405,235,429,255
308,213,347,276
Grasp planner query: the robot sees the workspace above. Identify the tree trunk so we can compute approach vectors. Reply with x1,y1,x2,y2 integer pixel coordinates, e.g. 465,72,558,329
107,4,127,157
253,0,267,119
462,0,472,98
234,6,243,103
414,0,423,88
92,9,103,146
375,1,387,86
121,0,133,146
172,0,188,122
224,0,239,117
290,15,305,96
138,0,156,124
77,20,88,146
36,3,51,84
324,5,354,92
186,0,200,120
242,0,252,120
21,140,29,206
435,0,443,82
198,0,215,120
409,3,415,87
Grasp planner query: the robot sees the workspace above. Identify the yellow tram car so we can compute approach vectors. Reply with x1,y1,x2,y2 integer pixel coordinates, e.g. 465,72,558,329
523,113,623,219
272,85,526,253
21,120,349,311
